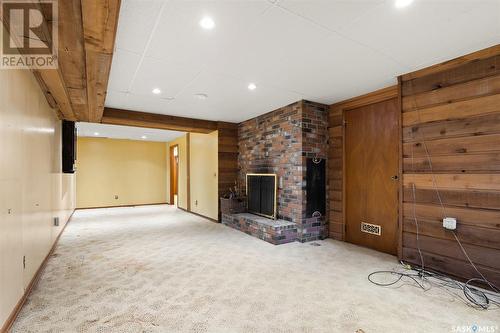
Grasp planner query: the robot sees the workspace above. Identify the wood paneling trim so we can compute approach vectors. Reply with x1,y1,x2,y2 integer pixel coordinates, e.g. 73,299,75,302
403,232,500,269
402,75,500,111
403,153,500,173
402,202,500,230
403,112,500,142
403,247,500,287
403,134,500,158
403,218,500,250
330,85,398,111
217,122,238,219
403,173,500,191
401,44,500,81
102,108,218,133
403,187,500,211
401,54,500,96
402,93,500,126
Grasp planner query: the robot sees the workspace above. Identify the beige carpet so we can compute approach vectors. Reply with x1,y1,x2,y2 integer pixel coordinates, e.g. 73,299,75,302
11,205,499,333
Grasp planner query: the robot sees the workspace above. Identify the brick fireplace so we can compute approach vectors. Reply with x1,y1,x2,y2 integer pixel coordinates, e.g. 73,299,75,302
234,100,329,243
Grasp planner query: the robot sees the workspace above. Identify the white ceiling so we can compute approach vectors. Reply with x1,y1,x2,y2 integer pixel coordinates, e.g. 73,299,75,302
106,0,500,123
77,122,185,142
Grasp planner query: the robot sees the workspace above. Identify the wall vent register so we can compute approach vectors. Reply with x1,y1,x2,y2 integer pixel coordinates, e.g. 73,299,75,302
361,222,382,236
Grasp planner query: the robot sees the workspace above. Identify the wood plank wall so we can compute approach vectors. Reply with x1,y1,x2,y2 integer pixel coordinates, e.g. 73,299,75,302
328,104,344,240
400,45,500,286
217,122,239,219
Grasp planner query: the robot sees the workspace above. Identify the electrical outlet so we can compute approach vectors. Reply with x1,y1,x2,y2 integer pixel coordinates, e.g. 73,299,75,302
195,200,198,206
53,217,59,226
114,195,119,200
443,217,457,230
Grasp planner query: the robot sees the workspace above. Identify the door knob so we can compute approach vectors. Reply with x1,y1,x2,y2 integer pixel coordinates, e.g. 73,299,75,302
391,175,399,180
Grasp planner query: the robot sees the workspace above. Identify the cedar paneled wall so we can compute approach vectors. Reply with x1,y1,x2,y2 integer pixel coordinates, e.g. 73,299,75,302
217,122,239,218
401,45,500,286
328,105,344,240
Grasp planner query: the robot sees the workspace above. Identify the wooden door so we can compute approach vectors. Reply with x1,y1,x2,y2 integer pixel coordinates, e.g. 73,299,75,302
345,98,399,255
170,145,179,205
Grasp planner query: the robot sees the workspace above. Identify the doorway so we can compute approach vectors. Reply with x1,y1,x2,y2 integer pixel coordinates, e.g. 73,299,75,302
170,144,179,206
345,98,399,255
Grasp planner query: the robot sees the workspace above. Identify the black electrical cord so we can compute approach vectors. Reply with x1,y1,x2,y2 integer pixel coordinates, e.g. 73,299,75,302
366,79,500,311
367,263,500,310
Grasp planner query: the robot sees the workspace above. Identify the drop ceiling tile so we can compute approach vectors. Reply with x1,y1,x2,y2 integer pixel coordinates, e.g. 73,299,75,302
237,32,404,104
130,57,201,97
340,0,500,69
107,49,142,93
106,0,500,123
163,70,304,122
145,0,271,68
209,5,330,85
277,0,385,32
105,90,132,110
114,0,164,54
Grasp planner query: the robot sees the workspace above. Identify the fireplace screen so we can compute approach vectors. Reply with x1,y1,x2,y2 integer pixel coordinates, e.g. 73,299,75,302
246,174,277,219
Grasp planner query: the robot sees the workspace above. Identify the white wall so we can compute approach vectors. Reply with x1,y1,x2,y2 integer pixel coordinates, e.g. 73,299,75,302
189,132,219,220
0,66,76,328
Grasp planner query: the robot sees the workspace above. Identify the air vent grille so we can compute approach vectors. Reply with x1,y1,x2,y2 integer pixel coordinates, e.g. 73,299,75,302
361,222,381,236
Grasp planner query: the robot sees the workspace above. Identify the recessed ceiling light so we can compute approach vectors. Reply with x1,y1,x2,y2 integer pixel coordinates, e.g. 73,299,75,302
248,83,257,91
141,135,147,139
395,0,413,8
199,16,215,30
152,88,161,94
194,93,208,100
162,96,175,101
94,132,99,136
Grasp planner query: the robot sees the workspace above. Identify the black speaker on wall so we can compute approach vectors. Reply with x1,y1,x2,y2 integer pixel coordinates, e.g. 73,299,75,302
62,120,76,174
306,158,326,218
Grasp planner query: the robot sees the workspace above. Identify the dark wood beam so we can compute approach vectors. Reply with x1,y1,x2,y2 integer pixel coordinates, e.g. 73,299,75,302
82,0,121,123
101,108,219,134
58,0,88,121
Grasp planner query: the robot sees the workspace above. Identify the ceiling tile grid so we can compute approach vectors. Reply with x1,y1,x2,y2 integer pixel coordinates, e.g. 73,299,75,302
106,0,500,123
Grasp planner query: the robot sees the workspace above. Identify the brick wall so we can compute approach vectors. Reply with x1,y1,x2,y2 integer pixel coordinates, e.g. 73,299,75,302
238,100,328,242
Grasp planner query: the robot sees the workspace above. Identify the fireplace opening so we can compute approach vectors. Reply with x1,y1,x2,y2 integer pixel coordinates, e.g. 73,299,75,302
246,174,277,219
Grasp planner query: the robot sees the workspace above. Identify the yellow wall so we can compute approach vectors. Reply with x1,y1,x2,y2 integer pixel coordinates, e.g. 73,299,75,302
189,132,219,220
76,137,167,208
166,135,188,210
0,67,76,328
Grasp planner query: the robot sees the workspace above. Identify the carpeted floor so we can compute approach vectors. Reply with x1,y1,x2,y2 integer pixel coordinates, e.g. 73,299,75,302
11,205,499,333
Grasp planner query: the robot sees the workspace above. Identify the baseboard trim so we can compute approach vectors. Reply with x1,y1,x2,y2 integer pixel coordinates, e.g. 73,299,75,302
0,209,76,333
178,207,218,223
76,202,169,210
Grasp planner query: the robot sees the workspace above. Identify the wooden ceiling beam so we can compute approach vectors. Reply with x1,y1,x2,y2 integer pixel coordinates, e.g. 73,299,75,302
102,108,219,134
82,0,121,123
58,0,88,121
